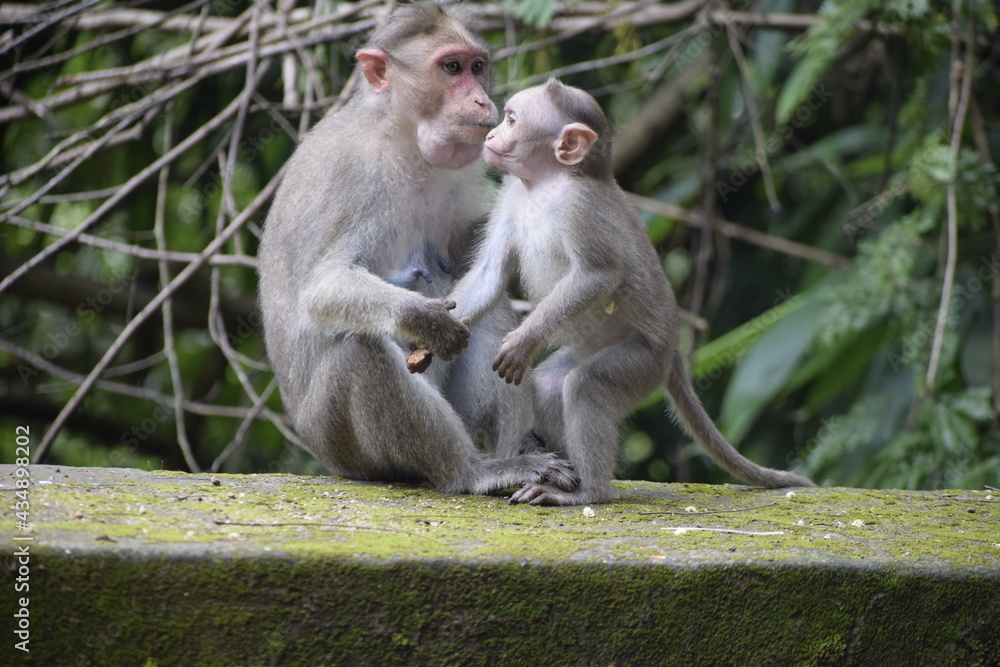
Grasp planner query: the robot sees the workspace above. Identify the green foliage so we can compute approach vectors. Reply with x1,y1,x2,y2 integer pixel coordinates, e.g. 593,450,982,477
817,212,926,347
631,0,999,489
718,295,825,443
504,0,576,28
776,0,875,123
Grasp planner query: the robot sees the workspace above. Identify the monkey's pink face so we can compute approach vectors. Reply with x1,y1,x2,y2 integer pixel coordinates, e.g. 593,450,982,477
415,45,498,168
483,87,556,181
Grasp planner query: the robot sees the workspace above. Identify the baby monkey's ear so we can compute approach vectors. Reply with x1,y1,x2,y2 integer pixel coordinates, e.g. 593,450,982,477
553,123,598,166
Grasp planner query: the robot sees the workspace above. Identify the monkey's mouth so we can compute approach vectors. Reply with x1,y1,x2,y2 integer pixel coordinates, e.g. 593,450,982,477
462,121,496,131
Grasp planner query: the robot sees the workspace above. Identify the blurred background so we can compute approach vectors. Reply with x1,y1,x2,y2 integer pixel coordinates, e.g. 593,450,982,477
1,0,998,488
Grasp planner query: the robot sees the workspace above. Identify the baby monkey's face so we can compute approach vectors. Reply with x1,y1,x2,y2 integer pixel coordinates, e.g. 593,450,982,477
483,87,561,181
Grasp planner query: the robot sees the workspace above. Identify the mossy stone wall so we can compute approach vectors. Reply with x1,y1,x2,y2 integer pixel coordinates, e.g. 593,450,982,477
2,465,998,665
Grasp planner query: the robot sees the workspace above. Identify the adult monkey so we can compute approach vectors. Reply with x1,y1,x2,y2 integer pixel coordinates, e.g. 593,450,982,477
258,3,579,496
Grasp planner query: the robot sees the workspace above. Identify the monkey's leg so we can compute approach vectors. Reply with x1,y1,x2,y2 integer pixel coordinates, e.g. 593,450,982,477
511,337,663,506
524,348,576,456
293,337,470,485
517,429,548,455
446,301,533,458
300,337,574,496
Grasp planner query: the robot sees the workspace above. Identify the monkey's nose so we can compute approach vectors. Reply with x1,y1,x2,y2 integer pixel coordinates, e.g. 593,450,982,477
477,98,497,118
476,96,498,116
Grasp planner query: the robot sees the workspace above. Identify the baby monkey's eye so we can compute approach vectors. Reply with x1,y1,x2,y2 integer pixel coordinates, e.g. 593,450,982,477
506,111,517,126
470,59,486,75
443,60,461,74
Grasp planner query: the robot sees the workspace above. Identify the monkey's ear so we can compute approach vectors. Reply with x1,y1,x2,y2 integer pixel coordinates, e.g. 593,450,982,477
553,123,598,166
356,49,391,94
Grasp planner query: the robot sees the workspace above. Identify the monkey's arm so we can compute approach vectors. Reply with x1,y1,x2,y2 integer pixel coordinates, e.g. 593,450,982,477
303,254,470,360
447,223,515,326
494,263,622,385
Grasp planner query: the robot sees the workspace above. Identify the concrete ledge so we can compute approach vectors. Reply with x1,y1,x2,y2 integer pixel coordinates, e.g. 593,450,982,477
2,465,998,665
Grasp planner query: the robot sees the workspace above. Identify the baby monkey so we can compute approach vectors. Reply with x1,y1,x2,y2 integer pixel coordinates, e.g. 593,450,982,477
448,79,815,505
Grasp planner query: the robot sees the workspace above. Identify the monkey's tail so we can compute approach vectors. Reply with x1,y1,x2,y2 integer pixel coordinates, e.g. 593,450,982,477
664,350,816,488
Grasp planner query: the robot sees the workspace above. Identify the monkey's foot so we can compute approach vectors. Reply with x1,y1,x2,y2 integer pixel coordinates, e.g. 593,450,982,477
508,483,578,506
471,453,578,496
528,454,580,492
509,483,557,505
508,482,611,506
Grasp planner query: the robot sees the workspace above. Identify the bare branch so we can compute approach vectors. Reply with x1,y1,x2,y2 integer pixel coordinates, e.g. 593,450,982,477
726,23,780,213
32,164,286,463
628,193,849,269
154,106,200,472
926,5,975,392
0,73,258,294
0,338,282,421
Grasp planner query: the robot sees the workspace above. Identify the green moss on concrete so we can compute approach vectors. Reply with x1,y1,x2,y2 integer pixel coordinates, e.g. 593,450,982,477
2,465,998,665
3,466,998,569
14,555,1000,666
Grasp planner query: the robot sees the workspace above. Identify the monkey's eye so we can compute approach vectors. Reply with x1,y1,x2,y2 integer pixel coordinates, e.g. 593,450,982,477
470,59,486,75
443,60,462,75
506,111,517,126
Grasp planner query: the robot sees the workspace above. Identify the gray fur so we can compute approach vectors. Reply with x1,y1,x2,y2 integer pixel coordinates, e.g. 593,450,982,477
258,4,578,496
450,80,815,505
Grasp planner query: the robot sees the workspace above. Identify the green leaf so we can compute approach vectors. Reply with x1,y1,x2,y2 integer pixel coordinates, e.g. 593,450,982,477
718,294,826,443
693,294,806,379
795,321,889,415
974,0,999,32
927,403,977,454
775,0,874,123
775,47,837,124
948,386,995,423
884,0,931,21
774,125,884,173
506,0,565,28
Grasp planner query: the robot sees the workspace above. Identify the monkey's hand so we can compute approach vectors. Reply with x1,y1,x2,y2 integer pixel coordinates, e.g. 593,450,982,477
400,299,470,361
447,300,472,327
492,329,541,385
